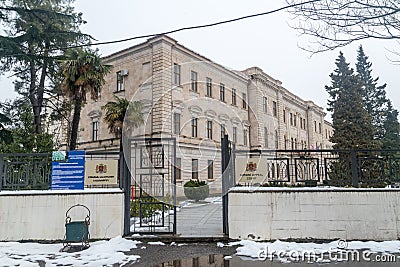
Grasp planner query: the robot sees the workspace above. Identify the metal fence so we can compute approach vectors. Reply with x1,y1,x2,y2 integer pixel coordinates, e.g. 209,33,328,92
2,149,400,190
233,149,400,187
0,151,122,191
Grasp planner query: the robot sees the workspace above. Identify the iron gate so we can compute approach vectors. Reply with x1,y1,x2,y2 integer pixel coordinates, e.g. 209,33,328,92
128,137,177,234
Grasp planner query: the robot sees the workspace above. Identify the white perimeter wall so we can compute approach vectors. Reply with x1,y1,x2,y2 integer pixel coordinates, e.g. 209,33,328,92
229,188,400,241
0,189,124,241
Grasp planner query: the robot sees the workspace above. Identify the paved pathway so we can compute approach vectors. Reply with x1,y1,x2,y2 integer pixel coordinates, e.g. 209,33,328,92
176,198,224,237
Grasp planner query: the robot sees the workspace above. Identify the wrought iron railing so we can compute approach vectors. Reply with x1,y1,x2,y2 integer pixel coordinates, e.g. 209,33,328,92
2,149,400,190
233,149,400,187
0,153,53,190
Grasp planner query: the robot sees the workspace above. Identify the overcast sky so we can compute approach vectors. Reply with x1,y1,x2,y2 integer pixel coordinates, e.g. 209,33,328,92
1,0,399,115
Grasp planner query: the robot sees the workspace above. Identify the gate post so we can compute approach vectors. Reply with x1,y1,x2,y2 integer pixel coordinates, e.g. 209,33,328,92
221,134,232,235
122,139,131,236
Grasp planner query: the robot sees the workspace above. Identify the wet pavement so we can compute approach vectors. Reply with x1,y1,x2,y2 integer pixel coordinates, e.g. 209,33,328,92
177,198,223,237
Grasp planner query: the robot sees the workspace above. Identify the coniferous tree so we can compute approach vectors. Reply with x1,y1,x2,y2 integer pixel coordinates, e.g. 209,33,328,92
326,52,376,149
381,101,400,149
0,0,90,134
356,45,388,144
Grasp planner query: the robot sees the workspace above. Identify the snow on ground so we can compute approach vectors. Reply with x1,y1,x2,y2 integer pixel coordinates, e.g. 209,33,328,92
147,241,165,246
224,239,400,263
0,236,140,267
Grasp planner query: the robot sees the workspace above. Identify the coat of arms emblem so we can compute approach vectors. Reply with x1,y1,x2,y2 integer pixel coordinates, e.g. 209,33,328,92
246,162,257,171
96,164,107,174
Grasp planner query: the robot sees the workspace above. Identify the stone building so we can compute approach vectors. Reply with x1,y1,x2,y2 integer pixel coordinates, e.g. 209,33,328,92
67,35,333,191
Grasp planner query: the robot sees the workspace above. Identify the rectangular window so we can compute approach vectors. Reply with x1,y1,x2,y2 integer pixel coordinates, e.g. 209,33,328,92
173,113,180,135
314,121,317,132
243,129,248,146
325,129,328,139
233,127,237,143
263,97,268,113
220,83,225,102
275,129,279,149
206,77,212,97
294,114,297,127
176,158,182,180
173,63,181,85
191,71,198,92
232,88,237,106
221,124,226,139
191,118,198,138
207,120,213,139
290,113,293,126
242,93,247,109
319,122,322,134
208,160,214,180
92,121,99,141
192,159,198,180
272,101,277,117
116,71,124,92
283,109,286,123
264,127,268,148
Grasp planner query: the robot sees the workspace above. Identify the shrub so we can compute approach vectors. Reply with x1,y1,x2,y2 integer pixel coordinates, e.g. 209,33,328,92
183,180,209,201
130,194,172,218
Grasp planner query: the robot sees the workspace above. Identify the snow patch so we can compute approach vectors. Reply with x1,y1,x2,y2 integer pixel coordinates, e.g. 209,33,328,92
147,241,165,246
0,236,140,267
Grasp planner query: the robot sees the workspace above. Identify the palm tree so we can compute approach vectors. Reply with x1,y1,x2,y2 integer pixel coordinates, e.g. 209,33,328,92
102,96,144,151
124,101,144,135
60,49,111,150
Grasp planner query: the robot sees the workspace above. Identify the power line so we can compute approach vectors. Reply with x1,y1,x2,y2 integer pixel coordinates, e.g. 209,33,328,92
0,0,321,55
63,0,321,50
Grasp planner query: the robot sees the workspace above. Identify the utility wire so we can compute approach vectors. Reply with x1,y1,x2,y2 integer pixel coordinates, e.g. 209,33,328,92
63,0,321,50
0,0,321,55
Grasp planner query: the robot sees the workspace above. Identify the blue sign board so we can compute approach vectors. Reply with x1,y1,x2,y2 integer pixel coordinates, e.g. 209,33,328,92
51,150,86,190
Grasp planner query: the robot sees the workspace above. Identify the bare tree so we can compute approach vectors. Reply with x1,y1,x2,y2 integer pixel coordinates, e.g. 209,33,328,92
286,0,400,52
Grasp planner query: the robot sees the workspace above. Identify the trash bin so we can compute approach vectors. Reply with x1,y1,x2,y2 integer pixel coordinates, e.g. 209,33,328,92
63,204,90,250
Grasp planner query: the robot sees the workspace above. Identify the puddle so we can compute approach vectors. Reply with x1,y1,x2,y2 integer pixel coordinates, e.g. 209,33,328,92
153,254,400,267
151,254,230,267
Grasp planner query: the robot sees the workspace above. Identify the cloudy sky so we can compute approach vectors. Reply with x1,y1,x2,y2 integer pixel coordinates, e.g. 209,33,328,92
1,0,399,115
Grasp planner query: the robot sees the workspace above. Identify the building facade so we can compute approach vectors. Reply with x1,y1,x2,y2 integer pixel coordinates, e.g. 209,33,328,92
66,35,333,192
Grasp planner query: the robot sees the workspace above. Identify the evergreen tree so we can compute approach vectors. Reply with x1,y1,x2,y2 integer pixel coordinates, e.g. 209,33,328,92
381,101,400,149
356,45,388,144
326,52,376,149
0,0,90,134
0,111,12,144
0,99,54,153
